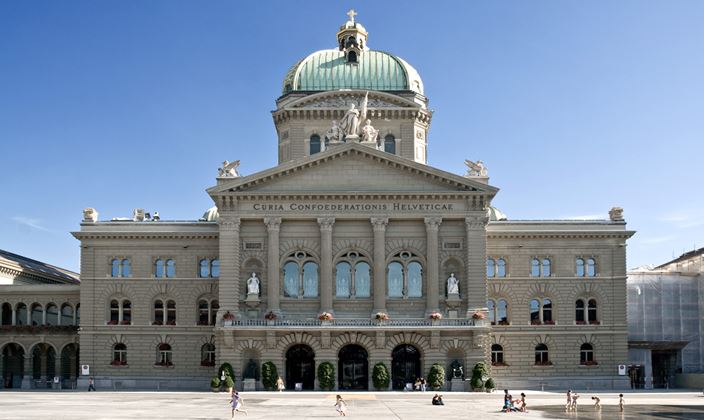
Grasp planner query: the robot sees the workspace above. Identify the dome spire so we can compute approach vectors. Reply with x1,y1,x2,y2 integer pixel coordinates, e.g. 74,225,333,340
337,9,368,64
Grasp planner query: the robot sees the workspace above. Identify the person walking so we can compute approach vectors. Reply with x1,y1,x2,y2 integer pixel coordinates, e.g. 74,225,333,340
88,376,96,392
571,392,580,410
276,376,284,392
519,392,528,412
565,390,572,410
229,390,248,417
334,395,347,416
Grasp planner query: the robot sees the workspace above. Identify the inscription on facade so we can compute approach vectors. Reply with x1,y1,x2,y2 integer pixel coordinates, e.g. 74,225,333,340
250,202,456,212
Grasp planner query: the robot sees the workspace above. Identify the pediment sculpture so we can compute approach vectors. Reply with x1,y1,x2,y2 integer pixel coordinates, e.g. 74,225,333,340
218,160,240,177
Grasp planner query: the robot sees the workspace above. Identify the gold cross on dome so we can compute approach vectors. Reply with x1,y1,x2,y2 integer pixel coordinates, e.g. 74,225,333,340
346,9,357,23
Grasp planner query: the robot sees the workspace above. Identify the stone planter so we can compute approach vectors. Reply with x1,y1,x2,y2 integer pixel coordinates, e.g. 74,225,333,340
223,320,234,327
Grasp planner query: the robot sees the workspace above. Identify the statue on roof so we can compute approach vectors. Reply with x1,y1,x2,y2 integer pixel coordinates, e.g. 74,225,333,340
360,119,379,144
339,92,369,140
326,120,341,144
465,159,488,177
218,160,240,177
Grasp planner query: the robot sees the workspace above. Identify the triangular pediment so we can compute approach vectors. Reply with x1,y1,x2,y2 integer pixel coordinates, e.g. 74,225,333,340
208,143,498,197
285,90,421,110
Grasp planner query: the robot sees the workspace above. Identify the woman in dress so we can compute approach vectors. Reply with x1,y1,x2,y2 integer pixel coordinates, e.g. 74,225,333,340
334,395,347,416
276,376,284,392
229,390,248,417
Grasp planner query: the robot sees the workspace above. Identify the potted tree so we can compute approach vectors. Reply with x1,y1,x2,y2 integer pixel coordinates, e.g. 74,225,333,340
427,363,446,391
222,311,235,326
210,377,221,392
317,361,335,391
372,362,390,390
261,361,278,391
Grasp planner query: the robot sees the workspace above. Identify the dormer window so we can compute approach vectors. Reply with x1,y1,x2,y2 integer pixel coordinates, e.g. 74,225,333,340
346,51,357,64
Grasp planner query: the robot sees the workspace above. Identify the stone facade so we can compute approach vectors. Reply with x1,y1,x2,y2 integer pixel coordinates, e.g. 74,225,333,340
1,12,635,391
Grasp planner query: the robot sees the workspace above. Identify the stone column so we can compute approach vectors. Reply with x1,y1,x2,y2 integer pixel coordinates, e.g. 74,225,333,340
424,217,442,314
465,215,489,316
318,217,335,314
371,217,388,315
264,217,282,314
21,354,31,389
218,217,241,320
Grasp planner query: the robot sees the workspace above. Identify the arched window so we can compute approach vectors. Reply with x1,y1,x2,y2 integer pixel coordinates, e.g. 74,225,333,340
496,258,507,277
111,259,120,277
575,300,585,324
153,300,164,325
580,343,595,365
121,259,131,277
112,343,127,365
210,300,219,325
283,252,319,298
530,298,554,325
109,300,120,324
309,135,321,155
491,344,504,366
16,303,27,325
530,258,540,277
198,300,210,325
45,304,58,325
347,50,357,63
1,303,12,325
122,300,131,325
576,258,585,277
30,303,42,325
354,261,371,298
201,343,216,367
387,251,423,299
497,299,509,325
335,262,351,298
199,259,210,278
586,258,596,277
155,259,165,278
486,258,496,278
384,135,396,154
166,300,176,325
156,343,172,366
588,299,598,324
61,304,74,325
210,259,220,277
487,300,496,324
535,344,550,365
541,258,551,277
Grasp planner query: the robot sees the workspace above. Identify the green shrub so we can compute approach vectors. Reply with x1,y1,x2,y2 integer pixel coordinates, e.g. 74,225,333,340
470,362,489,391
372,362,390,390
427,363,446,390
218,362,235,381
484,377,496,389
210,377,221,388
261,361,278,391
470,376,483,390
317,361,335,390
223,375,234,389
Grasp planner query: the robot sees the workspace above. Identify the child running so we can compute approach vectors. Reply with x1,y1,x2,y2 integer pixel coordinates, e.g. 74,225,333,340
334,394,347,416
229,390,248,418
566,390,572,410
619,393,625,412
591,396,601,409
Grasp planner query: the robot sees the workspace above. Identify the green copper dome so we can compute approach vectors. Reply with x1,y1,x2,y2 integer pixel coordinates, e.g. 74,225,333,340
282,49,424,96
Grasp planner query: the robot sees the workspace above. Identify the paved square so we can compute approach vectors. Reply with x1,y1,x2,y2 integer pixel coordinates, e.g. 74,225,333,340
0,391,703,419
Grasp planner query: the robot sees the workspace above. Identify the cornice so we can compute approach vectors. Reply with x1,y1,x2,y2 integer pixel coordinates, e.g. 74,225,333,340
72,232,219,240
487,231,635,240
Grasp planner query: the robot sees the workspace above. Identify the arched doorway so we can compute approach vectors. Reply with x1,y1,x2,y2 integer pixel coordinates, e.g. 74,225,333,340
60,344,79,388
285,344,315,390
391,344,421,390
2,343,24,389
338,344,368,390
31,344,56,388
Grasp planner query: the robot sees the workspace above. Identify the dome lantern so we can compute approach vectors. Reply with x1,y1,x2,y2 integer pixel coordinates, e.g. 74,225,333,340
337,9,368,64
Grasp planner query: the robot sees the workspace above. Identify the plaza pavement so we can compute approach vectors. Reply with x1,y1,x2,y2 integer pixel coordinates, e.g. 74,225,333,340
0,390,703,419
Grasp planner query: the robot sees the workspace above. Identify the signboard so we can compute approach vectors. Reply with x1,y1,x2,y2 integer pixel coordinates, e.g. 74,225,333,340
81,364,90,375
617,364,627,375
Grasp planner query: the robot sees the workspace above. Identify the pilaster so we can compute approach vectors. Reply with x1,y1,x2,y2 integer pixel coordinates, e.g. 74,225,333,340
218,216,241,319
265,217,282,313
425,217,442,314
371,217,388,315
465,215,489,316
318,217,335,314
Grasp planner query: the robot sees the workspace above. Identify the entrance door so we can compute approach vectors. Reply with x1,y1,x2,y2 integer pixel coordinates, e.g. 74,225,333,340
391,344,420,390
338,345,368,390
285,344,315,390
652,350,679,388
2,343,24,389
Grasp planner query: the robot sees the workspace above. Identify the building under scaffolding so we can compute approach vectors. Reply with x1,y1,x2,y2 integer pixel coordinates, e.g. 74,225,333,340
627,247,704,389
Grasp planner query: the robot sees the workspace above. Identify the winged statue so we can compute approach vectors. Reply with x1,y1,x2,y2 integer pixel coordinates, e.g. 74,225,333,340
218,160,241,177
464,159,488,177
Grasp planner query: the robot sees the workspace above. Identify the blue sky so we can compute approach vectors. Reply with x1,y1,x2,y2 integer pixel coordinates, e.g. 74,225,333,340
1,1,702,273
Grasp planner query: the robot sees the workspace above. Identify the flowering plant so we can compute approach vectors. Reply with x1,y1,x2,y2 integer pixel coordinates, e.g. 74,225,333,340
120,320,131,325
318,312,333,321
152,320,163,326
471,311,486,320
429,312,443,321
222,311,235,321
375,312,389,321
107,320,118,325
264,311,278,321
111,360,127,366
580,360,598,366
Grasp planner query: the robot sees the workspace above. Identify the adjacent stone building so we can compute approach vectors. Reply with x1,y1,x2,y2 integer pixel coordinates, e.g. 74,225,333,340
2,12,635,391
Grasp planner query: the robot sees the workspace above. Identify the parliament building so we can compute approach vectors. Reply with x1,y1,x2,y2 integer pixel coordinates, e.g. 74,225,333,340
1,12,634,391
